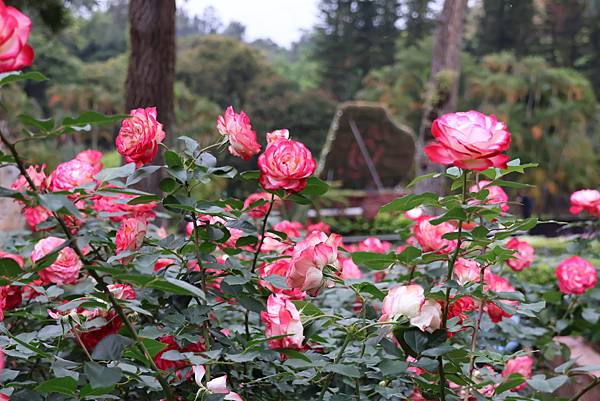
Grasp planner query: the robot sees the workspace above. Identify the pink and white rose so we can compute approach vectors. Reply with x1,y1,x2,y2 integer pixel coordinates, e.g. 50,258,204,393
555,256,597,295
116,107,165,167
216,106,261,160
31,237,82,286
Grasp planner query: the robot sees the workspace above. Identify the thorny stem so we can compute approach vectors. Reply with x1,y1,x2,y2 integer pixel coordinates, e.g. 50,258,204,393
319,332,352,400
0,127,176,401
570,377,600,401
465,262,487,400
245,194,276,339
190,210,212,381
439,171,469,401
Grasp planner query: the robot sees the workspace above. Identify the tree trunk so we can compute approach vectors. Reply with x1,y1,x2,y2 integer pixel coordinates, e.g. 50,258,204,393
415,0,467,194
125,0,176,194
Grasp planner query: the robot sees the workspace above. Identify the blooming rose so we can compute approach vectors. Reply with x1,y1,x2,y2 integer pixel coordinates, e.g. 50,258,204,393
116,217,148,254
274,220,304,238
23,205,51,231
356,237,392,253
154,258,176,272
116,107,165,167
424,111,511,170
380,284,441,332
154,335,205,371
569,189,600,217
11,164,48,192
413,216,457,254
0,251,24,312
193,365,243,401
555,256,597,295
502,355,533,391
287,231,342,296
93,189,157,222
258,258,306,300
0,0,34,73
447,296,477,327
266,129,290,144
505,238,535,272
49,159,96,191
339,257,363,280
453,258,481,285
31,237,82,285
107,283,136,300
243,192,277,219
258,135,316,193
78,309,123,351
216,106,261,160
306,221,331,234
75,150,103,174
484,272,518,323
469,180,509,213
260,293,304,350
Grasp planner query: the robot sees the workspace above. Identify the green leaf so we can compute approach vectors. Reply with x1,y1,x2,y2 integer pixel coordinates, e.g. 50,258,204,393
35,376,77,395
292,300,324,317
379,193,440,214
96,163,136,182
430,207,467,224
240,170,260,180
0,71,48,86
18,114,55,132
323,364,361,378
378,359,409,376
495,373,526,395
0,258,22,277
164,150,183,168
351,282,385,300
351,251,396,270
397,246,422,264
299,177,329,196
527,374,568,393
91,334,133,361
127,195,161,205
62,111,127,130
84,362,122,389
126,166,161,186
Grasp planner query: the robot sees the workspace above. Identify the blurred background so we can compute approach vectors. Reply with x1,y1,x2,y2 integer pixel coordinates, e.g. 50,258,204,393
2,0,600,218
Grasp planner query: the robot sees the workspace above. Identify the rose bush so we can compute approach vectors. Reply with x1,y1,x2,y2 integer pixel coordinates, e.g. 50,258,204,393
0,7,598,401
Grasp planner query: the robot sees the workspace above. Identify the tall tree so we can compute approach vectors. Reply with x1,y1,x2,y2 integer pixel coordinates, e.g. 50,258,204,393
415,0,468,194
125,0,176,193
475,0,537,56
313,0,401,100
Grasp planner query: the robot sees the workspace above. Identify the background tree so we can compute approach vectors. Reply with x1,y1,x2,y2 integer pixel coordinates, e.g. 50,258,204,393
125,0,176,193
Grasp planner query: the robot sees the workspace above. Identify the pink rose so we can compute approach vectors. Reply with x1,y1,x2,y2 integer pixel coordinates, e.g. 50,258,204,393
287,231,342,296
505,238,535,272
484,272,518,323
49,159,96,192
556,256,597,295
216,106,261,160
0,1,34,73
116,107,165,167
502,355,533,391
469,180,509,213
31,237,82,286
154,258,176,272
380,284,441,332
380,284,424,322
405,207,424,221
193,365,243,401
306,221,331,234
339,257,363,280
266,129,290,144
424,111,511,171
258,258,306,299
243,192,277,219
11,164,48,192
413,216,457,254
23,205,51,231
356,237,392,253
93,189,157,222
116,217,148,254
260,293,304,350
453,258,481,285
75,150,103,174
258,135,316,193
274,220,304,239
569,189,600,217
107,283,136,300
